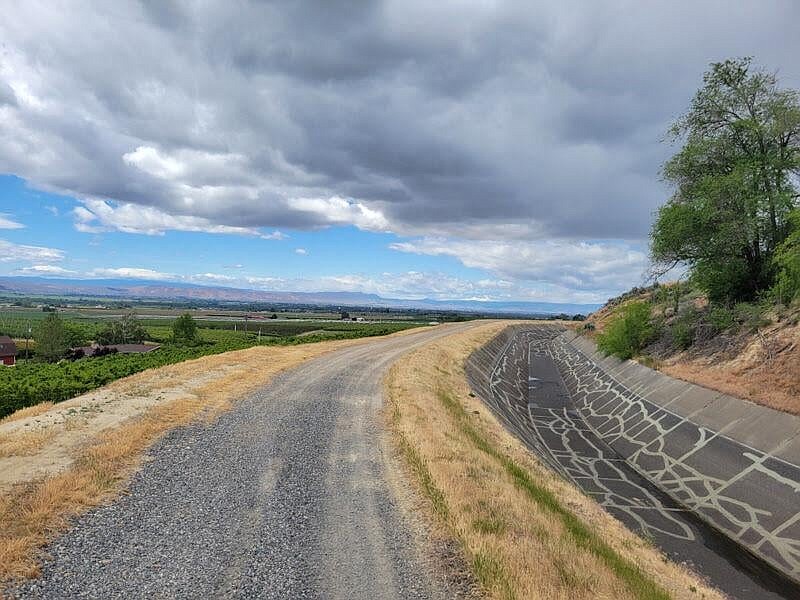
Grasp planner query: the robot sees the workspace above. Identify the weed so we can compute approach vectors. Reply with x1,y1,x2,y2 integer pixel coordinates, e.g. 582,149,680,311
472,516,507,535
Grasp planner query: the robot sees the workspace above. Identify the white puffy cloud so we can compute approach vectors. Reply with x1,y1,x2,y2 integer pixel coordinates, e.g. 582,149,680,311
189,272,237,283
72,199,273,237
18,264,76,275
237,270,603,303
0,239,64,263
0,214,24,229
286,197,391,232
294,248,308,255
1,2,797,300
1,0,796,245
89,267,175,280
390,238,648,293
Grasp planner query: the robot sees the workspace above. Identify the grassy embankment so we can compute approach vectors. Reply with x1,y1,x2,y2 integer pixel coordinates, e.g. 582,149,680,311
386,323,721,600
588,283,800,414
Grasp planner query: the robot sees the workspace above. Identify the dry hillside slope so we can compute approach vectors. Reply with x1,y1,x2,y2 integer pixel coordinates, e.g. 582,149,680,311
586,287,800,415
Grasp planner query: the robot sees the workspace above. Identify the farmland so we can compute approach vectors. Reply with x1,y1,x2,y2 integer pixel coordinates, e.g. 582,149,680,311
0,307,425,419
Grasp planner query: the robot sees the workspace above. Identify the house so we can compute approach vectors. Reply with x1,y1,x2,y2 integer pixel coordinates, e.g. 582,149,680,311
0,335,17,366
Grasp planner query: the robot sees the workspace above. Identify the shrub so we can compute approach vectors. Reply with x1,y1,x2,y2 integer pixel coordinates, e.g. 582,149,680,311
596,301,654,360
708,306,734,332
670,321,694,350
733,302,770,332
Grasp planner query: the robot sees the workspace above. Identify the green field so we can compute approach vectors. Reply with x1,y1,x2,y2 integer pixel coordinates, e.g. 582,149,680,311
0,314,423,419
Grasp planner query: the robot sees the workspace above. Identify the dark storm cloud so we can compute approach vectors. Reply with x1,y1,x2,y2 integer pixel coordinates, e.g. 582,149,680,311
0,0,798,290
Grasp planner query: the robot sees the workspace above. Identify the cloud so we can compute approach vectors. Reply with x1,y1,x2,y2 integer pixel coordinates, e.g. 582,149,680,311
239,270,607,303
0,239,64,263
89,267,175,280
72,199,271,237
286,197,390,232
261,231,288,240
189,272,237,283
18,264,76,276
390,237,648,293
0,2,798,298
294,248,308,255
0,214,24,229
1,2,796,243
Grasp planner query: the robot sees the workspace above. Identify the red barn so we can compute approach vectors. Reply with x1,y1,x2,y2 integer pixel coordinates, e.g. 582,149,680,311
0,335,17,366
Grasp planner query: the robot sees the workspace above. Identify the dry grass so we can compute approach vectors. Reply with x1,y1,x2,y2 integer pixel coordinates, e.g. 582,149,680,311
661,318,800,415
385,323,723,600
0,429,57,458
0,329,423,585
0,402,55,425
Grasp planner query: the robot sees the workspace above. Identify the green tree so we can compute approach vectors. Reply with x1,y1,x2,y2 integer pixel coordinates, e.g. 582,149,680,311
34,312,67,362
651,58,800,302
172,313,198,344
63,322,90,348
97,312,147,345
772,208,800,304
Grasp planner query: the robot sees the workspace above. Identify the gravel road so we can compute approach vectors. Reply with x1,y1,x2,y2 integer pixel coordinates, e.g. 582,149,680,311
11,323,476,600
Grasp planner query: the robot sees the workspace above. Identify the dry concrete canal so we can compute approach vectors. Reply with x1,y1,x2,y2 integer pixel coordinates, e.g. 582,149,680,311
467,324,800,600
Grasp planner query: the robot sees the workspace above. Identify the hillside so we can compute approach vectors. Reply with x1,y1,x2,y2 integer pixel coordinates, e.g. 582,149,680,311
0,276,600,316
585,285,800,415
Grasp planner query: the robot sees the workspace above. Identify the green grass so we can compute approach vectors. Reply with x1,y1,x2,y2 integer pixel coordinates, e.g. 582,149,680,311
436,389,670,600
472,551,515,600
472,516,507,535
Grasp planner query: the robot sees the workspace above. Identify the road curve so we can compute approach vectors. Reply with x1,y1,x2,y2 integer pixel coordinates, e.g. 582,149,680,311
10,323,478,600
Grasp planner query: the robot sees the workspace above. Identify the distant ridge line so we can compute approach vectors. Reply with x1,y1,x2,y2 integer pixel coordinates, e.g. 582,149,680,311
0,276,600,316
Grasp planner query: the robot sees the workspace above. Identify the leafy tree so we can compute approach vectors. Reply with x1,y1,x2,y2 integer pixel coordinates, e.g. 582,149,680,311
172,313,198,344
651,58,800,302
63,322,90,348
34,312,67,362
772,208,800,304
97,312,147,345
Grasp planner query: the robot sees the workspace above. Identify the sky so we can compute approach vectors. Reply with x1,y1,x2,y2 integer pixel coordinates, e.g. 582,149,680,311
0,1,799,304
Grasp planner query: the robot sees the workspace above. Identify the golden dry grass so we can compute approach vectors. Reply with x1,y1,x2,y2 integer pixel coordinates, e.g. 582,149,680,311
0,329,425,585
385,323,722,600
0,429,56,458
0,402,55,425
661,318,800,415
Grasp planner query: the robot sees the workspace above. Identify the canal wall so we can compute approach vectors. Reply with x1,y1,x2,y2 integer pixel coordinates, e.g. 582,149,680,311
466,325,800,584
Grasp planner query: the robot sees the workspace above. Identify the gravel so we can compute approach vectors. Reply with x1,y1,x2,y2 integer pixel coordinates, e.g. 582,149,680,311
10,324,474,600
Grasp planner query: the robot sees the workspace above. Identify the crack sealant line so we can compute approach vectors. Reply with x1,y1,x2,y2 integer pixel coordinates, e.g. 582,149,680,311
552,333,800,581
558,333,800,474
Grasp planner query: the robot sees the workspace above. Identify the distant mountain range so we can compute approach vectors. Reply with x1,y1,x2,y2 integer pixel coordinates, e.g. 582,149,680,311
0,276,601,316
